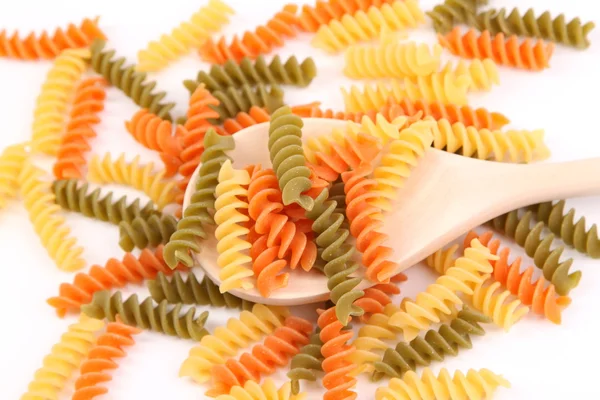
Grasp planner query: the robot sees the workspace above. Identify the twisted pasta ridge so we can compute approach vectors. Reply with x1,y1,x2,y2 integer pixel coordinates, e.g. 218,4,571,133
209,316,313,396
21,315,104,400
369,120,434,212
19,161,85,271
125,109,185,177
372,306,490,380
388,239,496,341
476,7,595,49
180,304,290,383
72,320,141,400
211,83,285,123
490,210,581,296
291,102,418,126
376,368,510,400
89,39,175,120
530,200,600,259
288,329,324,395
223,106,271,135
342,72,470,112
136,0,234,71
268,106,314,211
465,231,571,324
87,153,178,210
118,214,178,251
425,244,459,275
298,0,396,32
187,55,316,93
148,271,255,310
47,246,177,317
214,160,254,292
442,58,499,92
31,48,90,155
426,0,484,34
81,290,210,340
312,0,425,53
430,118,550,163
53,77,106,179
52,179,157,225
439,27,555,71
0,17,104,60
0,142,27,209
344,41,442,79
214,379,306,400
165,129,235,268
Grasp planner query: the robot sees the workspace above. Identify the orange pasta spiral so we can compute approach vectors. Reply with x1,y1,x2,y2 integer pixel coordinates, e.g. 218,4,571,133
464,231,571,324
53,77,106,180
291,102,422,125
438,27,555,71
198,4,302,64
355,278,404,323
0,17,105,60
125,109,185,178
298,0,396,32
47,245,180,317
342,163,396,283
72,320,141,400
223,106,271,135
208,316,313,396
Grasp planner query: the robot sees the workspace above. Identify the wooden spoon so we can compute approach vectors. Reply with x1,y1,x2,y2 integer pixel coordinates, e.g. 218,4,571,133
183,118,600,306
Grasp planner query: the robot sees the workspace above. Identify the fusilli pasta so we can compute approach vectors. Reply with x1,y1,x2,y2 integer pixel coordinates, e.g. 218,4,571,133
426,0,484,34
0,142,27,209
287,329,324,395
298,0,396,32
223,106,271,135
119,214,178,251
211,83,285,123
215,379,306,400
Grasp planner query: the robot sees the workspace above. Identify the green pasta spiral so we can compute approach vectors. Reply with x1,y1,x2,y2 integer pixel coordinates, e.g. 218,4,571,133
148,271,255,310
90,39,175,120
489,210,582,295
372,307,490,381
52,179,158,225
306,187,363,323
287,329,324,395
210,83,285,123
118,214,178,251
164,129,235,269
476,8,595,49
530,201,600,259
329,178,347,219
427,0,486,34
81,290,209,341
268,106,314,211
185,55,317,93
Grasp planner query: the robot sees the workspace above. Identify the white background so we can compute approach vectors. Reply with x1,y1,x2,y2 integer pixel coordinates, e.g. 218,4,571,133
1,0,599,399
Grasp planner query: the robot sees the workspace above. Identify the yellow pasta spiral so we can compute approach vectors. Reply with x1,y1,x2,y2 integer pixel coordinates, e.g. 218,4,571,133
19,161,85,271
430,118,550,163
137,0,234,72
31,48,90,155
0,142,28,209
214,159,254,292
87,153,178,209
215,379,306,400
388,239,496,341
344,41,442,79
21,314,104,400
179,304,290,383
312,0,425,53
442,58,500,91
425,244,459,275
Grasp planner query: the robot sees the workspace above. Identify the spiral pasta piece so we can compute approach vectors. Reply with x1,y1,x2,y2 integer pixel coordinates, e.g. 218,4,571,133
426,0,484,34
425,244,459,275
118,214,178,251
430,118,550,163
476,7,595,49
31,48,90,155
441,58,499,92
287,329,324,395
89,39,175,120
344,41,442,79
87,153,178,210
372,306,490,380
209,316,313,396
387,239,496,340
180,304,290,383
125,109,185,177
490,210,581,296
312,0,425,53
439,27,555,71
291,102,419,127
298,0,396,32
0,142,27,209
186,55,316,93
165,129,235,268
19,161,85,271
0,17,104,60
199,4,303,64
376,367,511,400
223,106,271,135
21,314,105,400
530,200,600,259
215,379,306,400
211,83,285,123
72,320,141,400
136,0,234,71
82,290,210,340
